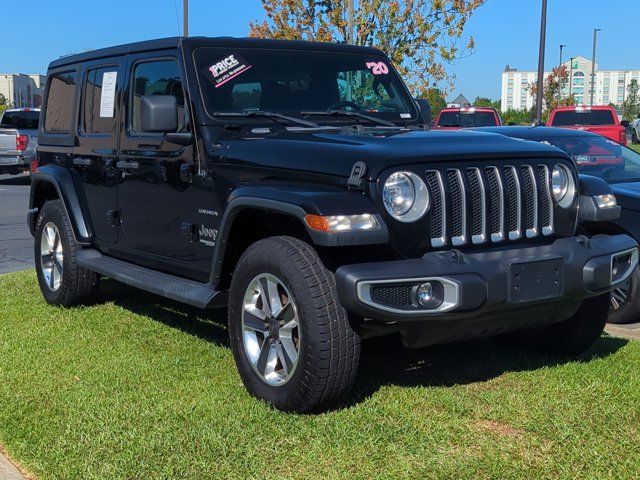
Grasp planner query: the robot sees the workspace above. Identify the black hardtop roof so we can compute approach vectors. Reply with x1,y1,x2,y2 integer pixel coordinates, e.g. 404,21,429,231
48,36,385,70
474,125,604,140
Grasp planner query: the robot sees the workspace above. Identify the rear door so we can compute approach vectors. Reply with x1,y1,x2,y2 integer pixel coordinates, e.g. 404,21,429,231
73,59,124,244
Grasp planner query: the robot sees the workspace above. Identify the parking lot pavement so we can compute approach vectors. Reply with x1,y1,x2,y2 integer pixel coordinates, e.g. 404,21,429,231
605,322,640,340
0,174,33,274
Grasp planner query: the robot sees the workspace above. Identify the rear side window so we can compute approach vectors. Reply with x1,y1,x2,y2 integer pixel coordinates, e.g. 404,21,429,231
131,60,185,133
82,67,119,134
0,110,39,129
551,110,616,126
44,72,77,133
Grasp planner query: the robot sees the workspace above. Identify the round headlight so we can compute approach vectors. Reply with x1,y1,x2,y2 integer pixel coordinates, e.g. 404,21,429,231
382,171,430,222
551,164,576,208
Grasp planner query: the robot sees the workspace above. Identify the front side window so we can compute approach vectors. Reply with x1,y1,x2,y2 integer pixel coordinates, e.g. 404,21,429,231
131,60,185,133
194,47,417,123
44,72,77,133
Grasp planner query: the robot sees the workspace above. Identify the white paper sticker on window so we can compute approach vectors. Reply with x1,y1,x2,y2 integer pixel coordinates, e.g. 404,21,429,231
99,71,118,118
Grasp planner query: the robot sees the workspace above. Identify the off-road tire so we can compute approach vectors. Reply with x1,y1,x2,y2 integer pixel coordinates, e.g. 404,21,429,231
513,294,610,356
34,200,100,306
228,236,361,413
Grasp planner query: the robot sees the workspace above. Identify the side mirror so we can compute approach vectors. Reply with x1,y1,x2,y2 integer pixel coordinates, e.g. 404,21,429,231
141,95,178,133
413,98,432,126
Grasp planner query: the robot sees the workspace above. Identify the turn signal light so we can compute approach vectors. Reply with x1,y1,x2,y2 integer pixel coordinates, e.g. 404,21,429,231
304,214,380,233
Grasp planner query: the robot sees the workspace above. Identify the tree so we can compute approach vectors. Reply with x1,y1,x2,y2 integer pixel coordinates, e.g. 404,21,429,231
418,87,446,117
622,79,640,121
0,93,10,115
473,96,500,110
527,65,576,118
502,107,534,126
249,0,485,93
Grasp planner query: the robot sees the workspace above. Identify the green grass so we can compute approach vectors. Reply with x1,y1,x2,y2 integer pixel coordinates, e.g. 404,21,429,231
630,144,640,154
1,270,639,479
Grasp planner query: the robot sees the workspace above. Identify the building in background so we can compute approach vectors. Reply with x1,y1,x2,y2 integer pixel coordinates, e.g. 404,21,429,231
447,93,471,108
501,56,640,112
0,74,47,108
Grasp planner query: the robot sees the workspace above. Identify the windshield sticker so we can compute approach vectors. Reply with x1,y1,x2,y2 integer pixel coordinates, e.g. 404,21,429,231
400,113,412,119
366,61,389,75
208,53,252,88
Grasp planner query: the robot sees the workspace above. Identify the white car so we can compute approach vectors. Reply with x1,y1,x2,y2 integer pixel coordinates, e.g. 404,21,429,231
631,118,640,144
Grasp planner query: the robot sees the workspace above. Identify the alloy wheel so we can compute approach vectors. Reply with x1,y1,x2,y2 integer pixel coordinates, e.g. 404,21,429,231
40,222,63,292
241,273,301,386
611,280,631,311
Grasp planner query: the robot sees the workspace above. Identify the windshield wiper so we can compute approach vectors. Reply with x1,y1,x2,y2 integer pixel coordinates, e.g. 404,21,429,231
213,110,319,128
301,109,398,128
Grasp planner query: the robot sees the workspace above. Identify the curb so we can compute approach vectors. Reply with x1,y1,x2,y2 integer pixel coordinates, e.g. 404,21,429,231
0,451,26,480
605,322,640,341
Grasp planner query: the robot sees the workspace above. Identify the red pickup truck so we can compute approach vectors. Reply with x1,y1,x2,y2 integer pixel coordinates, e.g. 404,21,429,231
434,107,502,129
547,105,627,145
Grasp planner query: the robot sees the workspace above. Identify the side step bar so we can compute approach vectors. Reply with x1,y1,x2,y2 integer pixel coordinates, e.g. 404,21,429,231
76,249,223,309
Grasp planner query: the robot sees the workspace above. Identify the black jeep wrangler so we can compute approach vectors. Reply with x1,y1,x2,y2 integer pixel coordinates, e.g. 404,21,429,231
29,37,637,412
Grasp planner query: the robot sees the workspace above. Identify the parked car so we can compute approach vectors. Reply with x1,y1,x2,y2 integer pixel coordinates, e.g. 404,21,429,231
547,105,627,146
477,126,640,324
29,37,637,413
434,106,501,129
630,117,640,145
0,108,40,175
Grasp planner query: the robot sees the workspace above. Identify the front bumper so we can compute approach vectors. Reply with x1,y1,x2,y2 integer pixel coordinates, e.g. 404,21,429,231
336,235,637,342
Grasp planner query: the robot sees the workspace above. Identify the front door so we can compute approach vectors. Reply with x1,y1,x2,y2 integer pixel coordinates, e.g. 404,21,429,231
117,53,201,277
73,59,123,244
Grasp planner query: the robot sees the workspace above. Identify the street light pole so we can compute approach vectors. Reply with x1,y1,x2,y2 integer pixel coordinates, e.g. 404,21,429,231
346,0,355,44
590,28,602,106
558,44,567,103
183,0,189,37
535,0,548,124
559,44,566,68
569,57,575,99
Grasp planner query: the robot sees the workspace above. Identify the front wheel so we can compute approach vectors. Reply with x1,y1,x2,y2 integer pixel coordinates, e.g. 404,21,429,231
228,236,361,413
608,268,640,324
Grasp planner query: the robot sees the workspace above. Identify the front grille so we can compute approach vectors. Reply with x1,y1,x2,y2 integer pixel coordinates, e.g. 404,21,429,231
426,164,554,248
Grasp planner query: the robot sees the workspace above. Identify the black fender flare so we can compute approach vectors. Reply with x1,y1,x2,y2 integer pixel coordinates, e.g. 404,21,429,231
209,185,388,285
28,165,92,244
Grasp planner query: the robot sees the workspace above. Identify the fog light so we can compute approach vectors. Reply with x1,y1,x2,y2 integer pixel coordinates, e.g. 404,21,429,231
416,283,434,306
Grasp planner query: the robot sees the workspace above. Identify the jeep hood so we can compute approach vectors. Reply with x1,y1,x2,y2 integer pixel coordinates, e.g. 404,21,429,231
215,128,569,180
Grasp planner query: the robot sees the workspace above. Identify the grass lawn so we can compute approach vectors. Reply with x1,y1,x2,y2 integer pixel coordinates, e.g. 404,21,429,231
1,270,639,479
630,144,640,154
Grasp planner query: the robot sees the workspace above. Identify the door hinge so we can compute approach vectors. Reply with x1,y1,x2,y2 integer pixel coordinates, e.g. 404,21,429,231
347,161,368,189
106,210,121,227
180,222,199,243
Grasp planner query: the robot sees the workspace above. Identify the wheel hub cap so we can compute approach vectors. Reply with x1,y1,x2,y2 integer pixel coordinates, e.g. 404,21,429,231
40,222,63,292
241,273,301,386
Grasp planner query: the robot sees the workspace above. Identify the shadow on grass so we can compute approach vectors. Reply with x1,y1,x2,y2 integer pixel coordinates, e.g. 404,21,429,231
98,279,628,407
100,278,229,348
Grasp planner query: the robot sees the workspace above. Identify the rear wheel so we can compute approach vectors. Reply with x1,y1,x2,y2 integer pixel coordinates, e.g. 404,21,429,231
228,236,361,413
511,294,610,356
34,200,100,306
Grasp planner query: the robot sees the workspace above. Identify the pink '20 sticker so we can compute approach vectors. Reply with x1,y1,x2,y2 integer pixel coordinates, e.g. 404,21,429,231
366,62,389,75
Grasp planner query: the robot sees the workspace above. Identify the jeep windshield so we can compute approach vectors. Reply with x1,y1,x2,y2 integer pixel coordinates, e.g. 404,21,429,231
194,47,418,125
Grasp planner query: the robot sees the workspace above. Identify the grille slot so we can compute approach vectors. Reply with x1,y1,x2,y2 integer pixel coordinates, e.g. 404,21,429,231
426,163,555,248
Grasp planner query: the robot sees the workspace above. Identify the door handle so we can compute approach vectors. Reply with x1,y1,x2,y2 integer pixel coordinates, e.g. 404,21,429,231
116,161,140,170
73,157,92,167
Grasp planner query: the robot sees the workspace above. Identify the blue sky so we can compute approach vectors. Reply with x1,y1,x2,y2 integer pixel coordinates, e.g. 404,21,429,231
4,0,634,101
